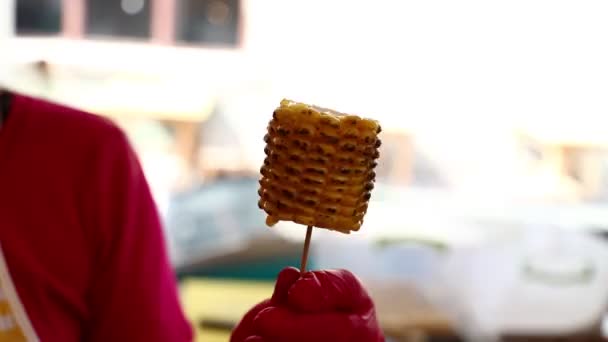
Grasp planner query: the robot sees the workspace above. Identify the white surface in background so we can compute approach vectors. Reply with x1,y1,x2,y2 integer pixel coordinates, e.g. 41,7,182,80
0,0,13,38
437,229,608,337
0,0,15,87
313,234,443,285
139,152,180,219
271,183,608,250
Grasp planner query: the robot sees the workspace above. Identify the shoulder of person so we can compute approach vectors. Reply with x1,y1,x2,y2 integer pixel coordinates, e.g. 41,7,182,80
22,94,130,152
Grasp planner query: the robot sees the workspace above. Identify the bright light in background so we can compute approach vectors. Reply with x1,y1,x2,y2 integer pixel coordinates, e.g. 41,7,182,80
249,0,608,131
245,0,608,192
121,0,145,15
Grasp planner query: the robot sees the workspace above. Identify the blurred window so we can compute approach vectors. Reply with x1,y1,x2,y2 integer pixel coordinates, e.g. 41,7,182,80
86,0,150,39
16,0,62,35
177,0,240,46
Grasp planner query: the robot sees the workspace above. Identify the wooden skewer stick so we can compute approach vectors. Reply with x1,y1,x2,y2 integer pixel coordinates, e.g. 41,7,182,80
300,225,313,273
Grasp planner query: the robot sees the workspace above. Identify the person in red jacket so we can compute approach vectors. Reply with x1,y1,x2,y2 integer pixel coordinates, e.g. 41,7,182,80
0,92,382,341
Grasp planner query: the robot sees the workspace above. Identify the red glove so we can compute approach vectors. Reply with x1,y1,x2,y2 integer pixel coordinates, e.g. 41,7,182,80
231,267,384,342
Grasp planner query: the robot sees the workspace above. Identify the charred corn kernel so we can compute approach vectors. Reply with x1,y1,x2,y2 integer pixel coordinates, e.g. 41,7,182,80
319,204,339,215
296,196,319,207
314,143,337,156
258,99,381,233
341,127,360,139
308,155,330,165
263,201,277,214
285,175,301,186
266,216,279,226
319,113,341,128
338,206,356,216
341,195,359,206
326,185,348,193
329,175,350,184
295,204,315,215
346,186,365,196
302,175,325,186
322,192,343,203
277,212,294,221
295,215,315,226
295,124,316,136
279,186,297,199
276,198,295,209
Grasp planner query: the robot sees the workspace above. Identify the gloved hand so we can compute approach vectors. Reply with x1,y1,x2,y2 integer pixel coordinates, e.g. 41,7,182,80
231,267,383,342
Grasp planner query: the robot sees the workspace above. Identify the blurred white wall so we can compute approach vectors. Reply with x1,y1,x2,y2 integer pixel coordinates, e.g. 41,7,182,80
0,0,13,37
244,0,608,194
0,0,15,82
244,0,608,129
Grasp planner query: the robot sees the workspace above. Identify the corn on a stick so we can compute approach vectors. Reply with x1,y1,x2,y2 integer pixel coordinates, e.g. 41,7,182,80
258,99,381,234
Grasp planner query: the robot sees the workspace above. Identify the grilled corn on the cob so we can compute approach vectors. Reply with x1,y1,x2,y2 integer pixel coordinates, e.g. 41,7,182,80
258,99,381,233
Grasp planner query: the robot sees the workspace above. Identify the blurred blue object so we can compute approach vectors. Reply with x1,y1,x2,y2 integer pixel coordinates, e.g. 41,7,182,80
167,176,261,254
165,175,302,280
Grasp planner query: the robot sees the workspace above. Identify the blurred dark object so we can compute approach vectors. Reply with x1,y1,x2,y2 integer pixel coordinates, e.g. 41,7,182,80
199,318,235,331
0,91,12,126
34,60,52,91
591,229,608,242
374,237,448,252
86,0,150,38
34,60,50,76
175,235,303,281
502,330,605,342
177,0,240,46
16,0,62,35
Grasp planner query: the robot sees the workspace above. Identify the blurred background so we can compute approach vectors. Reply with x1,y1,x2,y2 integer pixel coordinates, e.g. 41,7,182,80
2,0,608,341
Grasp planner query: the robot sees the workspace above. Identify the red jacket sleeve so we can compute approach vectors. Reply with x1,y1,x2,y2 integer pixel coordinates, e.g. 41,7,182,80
83,126,193,342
